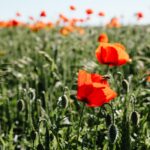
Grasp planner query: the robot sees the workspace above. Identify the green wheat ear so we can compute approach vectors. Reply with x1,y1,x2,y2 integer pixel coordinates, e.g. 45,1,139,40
108,124,118,144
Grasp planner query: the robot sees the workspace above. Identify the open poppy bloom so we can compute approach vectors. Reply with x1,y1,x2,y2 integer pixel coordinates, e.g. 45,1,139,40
40,11,46,17
96,43,130,66
106,17,121,28
7,19,21,27
98,33,108,43
77,70,117,107
86,9,93,15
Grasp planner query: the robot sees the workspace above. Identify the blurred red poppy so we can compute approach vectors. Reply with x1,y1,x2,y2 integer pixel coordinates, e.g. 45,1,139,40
59,14,69,23
147,76,150,82
70,5,76,11
98,11,105,17
96,43,130,66
7,19,20,27
40,11,46,17
79,19,84,23
98,33,108,43
86,9,93,15
136,12,143,20
77,70,117,107
106,17,121,28
16,12,21,17
29,16,34,21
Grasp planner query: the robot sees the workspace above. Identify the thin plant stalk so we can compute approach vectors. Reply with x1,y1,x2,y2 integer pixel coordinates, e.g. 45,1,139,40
76,103,85,149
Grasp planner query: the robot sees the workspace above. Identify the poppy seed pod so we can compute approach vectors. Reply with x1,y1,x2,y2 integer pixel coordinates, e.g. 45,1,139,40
122,79,129,94
17,99,25,111
37,143,44,150
130,111,139,126
108,124,118,144
87,115,96,127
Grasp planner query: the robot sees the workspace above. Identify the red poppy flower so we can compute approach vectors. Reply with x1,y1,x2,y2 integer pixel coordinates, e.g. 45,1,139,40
16,12,21,17
59,14,69,23
86,9,93,15
77,70,117,107
8,19,20,27
79,19,84,23
70,5,76,11
29,16,34,21
96,43,130,66
40,11,46,17
98,33,108,43
98,11,105,17
106,17,121,28
136,12,143,20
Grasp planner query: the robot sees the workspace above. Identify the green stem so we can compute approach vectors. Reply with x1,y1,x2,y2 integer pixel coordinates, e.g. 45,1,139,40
76,103,85,149
106,65,110,74
103,103,114,124
94,123,98,149
94,107,102,149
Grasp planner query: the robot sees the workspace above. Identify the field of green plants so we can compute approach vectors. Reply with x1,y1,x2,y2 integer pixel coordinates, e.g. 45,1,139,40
0,26,150,150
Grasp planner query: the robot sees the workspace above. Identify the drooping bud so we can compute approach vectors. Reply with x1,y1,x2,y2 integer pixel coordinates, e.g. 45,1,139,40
57,95,68,108
30,130,37,141
17,99,25,111
108,124,118,144
122,79,129,94
49,133,54,141
130,111,139,126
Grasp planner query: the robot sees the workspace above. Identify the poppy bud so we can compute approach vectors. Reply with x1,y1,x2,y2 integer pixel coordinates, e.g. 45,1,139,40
102,75,111,80
122,79,129,94
71,83,77,90
105,114,112,127
45,127,50,149
30,130,37,141
49,133,54,141
57,95,68,108
130,111,139,126
60,117,71,127
37,143,44,150
87,115,96,127
17,99,25,111
108,124,118,143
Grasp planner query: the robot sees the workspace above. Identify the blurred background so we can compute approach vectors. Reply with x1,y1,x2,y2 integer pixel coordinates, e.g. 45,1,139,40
0,0,150,25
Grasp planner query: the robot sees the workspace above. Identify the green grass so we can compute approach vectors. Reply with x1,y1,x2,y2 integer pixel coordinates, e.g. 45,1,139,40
0,26,150,150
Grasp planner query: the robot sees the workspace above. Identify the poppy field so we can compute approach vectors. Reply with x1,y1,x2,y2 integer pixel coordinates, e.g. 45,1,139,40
0,25,150,150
